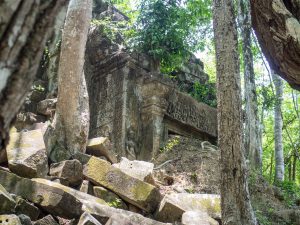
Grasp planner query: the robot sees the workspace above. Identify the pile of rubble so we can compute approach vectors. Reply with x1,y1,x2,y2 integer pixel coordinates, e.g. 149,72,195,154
0,129,221,225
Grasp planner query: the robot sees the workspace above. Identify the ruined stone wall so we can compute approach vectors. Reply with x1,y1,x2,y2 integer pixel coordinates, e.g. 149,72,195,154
85,28,217,160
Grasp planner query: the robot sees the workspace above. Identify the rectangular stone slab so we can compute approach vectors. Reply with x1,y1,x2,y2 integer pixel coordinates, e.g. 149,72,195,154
0,170,169,225
6,129,48,178
83,156,161,212
0,170,83,218
155,193,221,223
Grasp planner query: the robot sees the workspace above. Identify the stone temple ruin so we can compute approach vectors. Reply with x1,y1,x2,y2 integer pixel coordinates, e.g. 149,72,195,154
85,17,217,161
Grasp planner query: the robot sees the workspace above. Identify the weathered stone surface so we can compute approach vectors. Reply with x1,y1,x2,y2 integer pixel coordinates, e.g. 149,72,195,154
49,159,83,186
182,211,219,225
78,212,102,225
37,99,57,116
80,180,93,194
0,170,83,218
0,170,168,225
0,215,21,225
113,157,155,184
86,25,217,161
155,193,221,223
93,186,127,209
86,137,117,163
34,215,59,225
6,130,48,178
83,156,161,212
18,214,32,225
15,196,40,220
0,184,15,214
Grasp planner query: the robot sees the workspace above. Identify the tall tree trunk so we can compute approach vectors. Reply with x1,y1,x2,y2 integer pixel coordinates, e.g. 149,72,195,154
213,0,257,224
238,0,262,173
47,0,92,162
0,0,66,153
272,72,284,182
292,153,296,181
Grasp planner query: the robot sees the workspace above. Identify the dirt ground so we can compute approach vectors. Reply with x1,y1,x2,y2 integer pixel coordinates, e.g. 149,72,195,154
152,135,300,225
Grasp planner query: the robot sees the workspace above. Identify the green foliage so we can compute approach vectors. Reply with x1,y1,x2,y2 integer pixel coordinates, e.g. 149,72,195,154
129,0,211,74
91,16,132,44
275,180,300,207
160,136,180,153
108,198,123,208
189,82,217,107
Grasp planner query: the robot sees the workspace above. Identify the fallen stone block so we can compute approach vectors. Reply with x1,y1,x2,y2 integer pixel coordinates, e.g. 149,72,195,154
86,138,117,163
0,215,21,225
93,186,127,209
15,196,40,220
18,214,32,225
6,130,48,178
83,156,161,212
0,170,169,225
182,211,219,225
0,170,83,218
34,215,59,225
113,157,155,185
49,159,83,186
78,212,102,225
155,193,221,223
0,184,16,214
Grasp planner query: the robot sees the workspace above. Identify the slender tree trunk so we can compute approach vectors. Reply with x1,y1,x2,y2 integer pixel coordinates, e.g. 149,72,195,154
292,153,296,181
0,0,66,152
47,0,92,162
213,0,257,224
272,72,284,182
269,151,274,181
238,0,262,173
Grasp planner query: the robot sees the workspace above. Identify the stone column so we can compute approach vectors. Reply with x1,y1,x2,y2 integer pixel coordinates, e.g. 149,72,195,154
139,96,167,161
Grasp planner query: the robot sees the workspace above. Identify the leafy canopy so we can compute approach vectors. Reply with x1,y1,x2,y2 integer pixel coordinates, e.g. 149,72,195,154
129,0,212,73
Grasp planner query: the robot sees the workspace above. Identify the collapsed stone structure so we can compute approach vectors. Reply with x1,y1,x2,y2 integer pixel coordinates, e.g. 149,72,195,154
0,4,221,225
85,20,217,161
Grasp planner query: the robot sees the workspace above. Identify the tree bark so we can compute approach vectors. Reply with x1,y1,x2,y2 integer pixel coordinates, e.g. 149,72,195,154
213,0,257,224
0,0,66,152
238,0,262,173
251,0,300,90
272,72,284,182
47,0,92,162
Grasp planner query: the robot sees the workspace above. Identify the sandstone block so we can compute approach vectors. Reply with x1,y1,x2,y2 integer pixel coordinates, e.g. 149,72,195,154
34,215,59,225
49,159,83,186
0,184,16,214
6,130,48,178
182,211,219,225
0,170,83,218
0,215,21,225
93,186,127,209
18,214,32,225
15,196,40,220
113,157,155,184
86,137,117,163
0,170,169,225
83,156,161,212
78,212,102,225
155,193,221,223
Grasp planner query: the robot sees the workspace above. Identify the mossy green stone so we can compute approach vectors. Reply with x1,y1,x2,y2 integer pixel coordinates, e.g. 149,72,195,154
84,156,161,212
